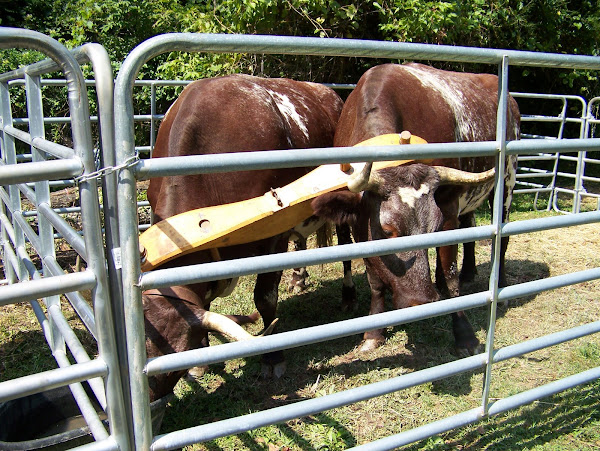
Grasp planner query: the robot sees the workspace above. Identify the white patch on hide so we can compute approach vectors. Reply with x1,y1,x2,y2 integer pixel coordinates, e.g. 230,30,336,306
266,89,310,141
458,181,494,215
504,154,518,212
291,216,325,241
402,65,492,142
397,183,431,208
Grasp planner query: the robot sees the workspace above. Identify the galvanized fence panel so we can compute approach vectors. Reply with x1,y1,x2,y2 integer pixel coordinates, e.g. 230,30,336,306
0,28,131,451
510,93,591,213
113,34,600,450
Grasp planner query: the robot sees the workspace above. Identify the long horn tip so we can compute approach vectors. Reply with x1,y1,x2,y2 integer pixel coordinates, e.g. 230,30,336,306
262,318,279,336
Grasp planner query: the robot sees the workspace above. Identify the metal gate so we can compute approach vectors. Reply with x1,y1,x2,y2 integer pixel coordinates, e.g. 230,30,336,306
511,92,600,213
0,28,132,451
0,28,599,450
113,34,600,450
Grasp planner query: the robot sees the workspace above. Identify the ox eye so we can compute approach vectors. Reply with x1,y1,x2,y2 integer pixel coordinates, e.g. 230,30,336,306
382,225,398,238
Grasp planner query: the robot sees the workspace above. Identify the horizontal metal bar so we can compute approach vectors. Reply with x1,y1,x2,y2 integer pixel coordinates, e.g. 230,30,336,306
12,116,99,126
0,158,83,184
145,291,490,376
516,172,554,179
352,407,483,451
487,366,600,417
32,137,77,159
353,365,600,451
508,138,600,155
501,210,600,236
140,225,495,289
518,167,556,173
494,321,600,363
0,358,108,403
3,125,77,160
122,33,600,71
134,138,600,180
134,141,499,179
151,354,485,450
520,116,581,124
498,267,600,303
511,92,587,101
2,124,31,141
0,269,96,306
69,438,120,451
513,188,553,194
518,154,558,161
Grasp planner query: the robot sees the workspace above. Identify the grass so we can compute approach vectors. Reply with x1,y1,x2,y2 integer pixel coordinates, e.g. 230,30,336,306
1,192,599,450
154,194,600,450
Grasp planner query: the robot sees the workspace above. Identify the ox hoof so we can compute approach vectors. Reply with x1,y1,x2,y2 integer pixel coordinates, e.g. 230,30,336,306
261,361,287,379
455,340,483,357
358,337,385,353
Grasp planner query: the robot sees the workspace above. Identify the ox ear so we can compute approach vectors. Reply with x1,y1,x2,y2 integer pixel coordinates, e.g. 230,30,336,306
311,191,361,226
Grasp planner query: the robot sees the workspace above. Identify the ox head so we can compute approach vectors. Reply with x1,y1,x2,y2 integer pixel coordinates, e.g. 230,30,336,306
312,162,495,309
143,286,275,401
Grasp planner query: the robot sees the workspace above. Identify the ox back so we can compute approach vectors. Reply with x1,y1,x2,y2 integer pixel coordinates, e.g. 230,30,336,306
144,74,343,400
313,63,520,355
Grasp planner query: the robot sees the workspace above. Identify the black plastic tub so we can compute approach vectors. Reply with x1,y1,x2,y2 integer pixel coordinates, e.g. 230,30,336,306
0,385,168,450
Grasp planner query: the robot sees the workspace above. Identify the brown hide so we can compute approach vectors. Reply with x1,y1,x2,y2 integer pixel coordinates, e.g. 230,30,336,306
313,63,520,354
145,75,343,400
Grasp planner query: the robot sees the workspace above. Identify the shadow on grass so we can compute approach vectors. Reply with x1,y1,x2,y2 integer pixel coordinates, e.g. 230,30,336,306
159,255,552,447
408,381,600,450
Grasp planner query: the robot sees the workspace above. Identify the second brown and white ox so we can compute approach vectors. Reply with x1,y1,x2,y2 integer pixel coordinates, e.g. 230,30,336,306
312,63,520,354
144,74,343,401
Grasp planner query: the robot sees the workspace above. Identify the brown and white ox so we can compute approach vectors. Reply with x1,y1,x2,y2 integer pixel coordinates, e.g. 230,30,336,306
312,63,520,354
144,74,344,401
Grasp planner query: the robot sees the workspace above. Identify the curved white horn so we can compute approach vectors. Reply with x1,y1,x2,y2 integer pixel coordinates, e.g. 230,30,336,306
434,166,496,185
347,131,415,193
201,310,255,341
347,162,374,193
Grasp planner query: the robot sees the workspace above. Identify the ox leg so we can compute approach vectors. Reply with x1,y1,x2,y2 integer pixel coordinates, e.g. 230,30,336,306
358,267,386,352
459,213,477,283
254,270,286,378
288,237,309,294
436,244,480,355
337,224,357,312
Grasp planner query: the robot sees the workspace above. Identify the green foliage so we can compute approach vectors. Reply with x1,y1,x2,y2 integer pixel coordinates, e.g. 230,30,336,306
2,0,599,134
4,0,600,86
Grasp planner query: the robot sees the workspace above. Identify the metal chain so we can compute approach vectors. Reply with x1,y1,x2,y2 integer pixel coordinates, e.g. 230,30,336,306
74,154,140,184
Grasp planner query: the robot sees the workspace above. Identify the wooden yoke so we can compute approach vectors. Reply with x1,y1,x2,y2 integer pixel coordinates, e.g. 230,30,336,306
139,132,429,271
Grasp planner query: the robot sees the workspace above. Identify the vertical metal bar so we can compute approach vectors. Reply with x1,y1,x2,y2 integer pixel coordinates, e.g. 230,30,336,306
557,98,567,139
25,73,64,354
115,41,155,451
481,55,510,415
0,81,26,281
0,82,17,284
150,82,156,153
78,42,135,450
